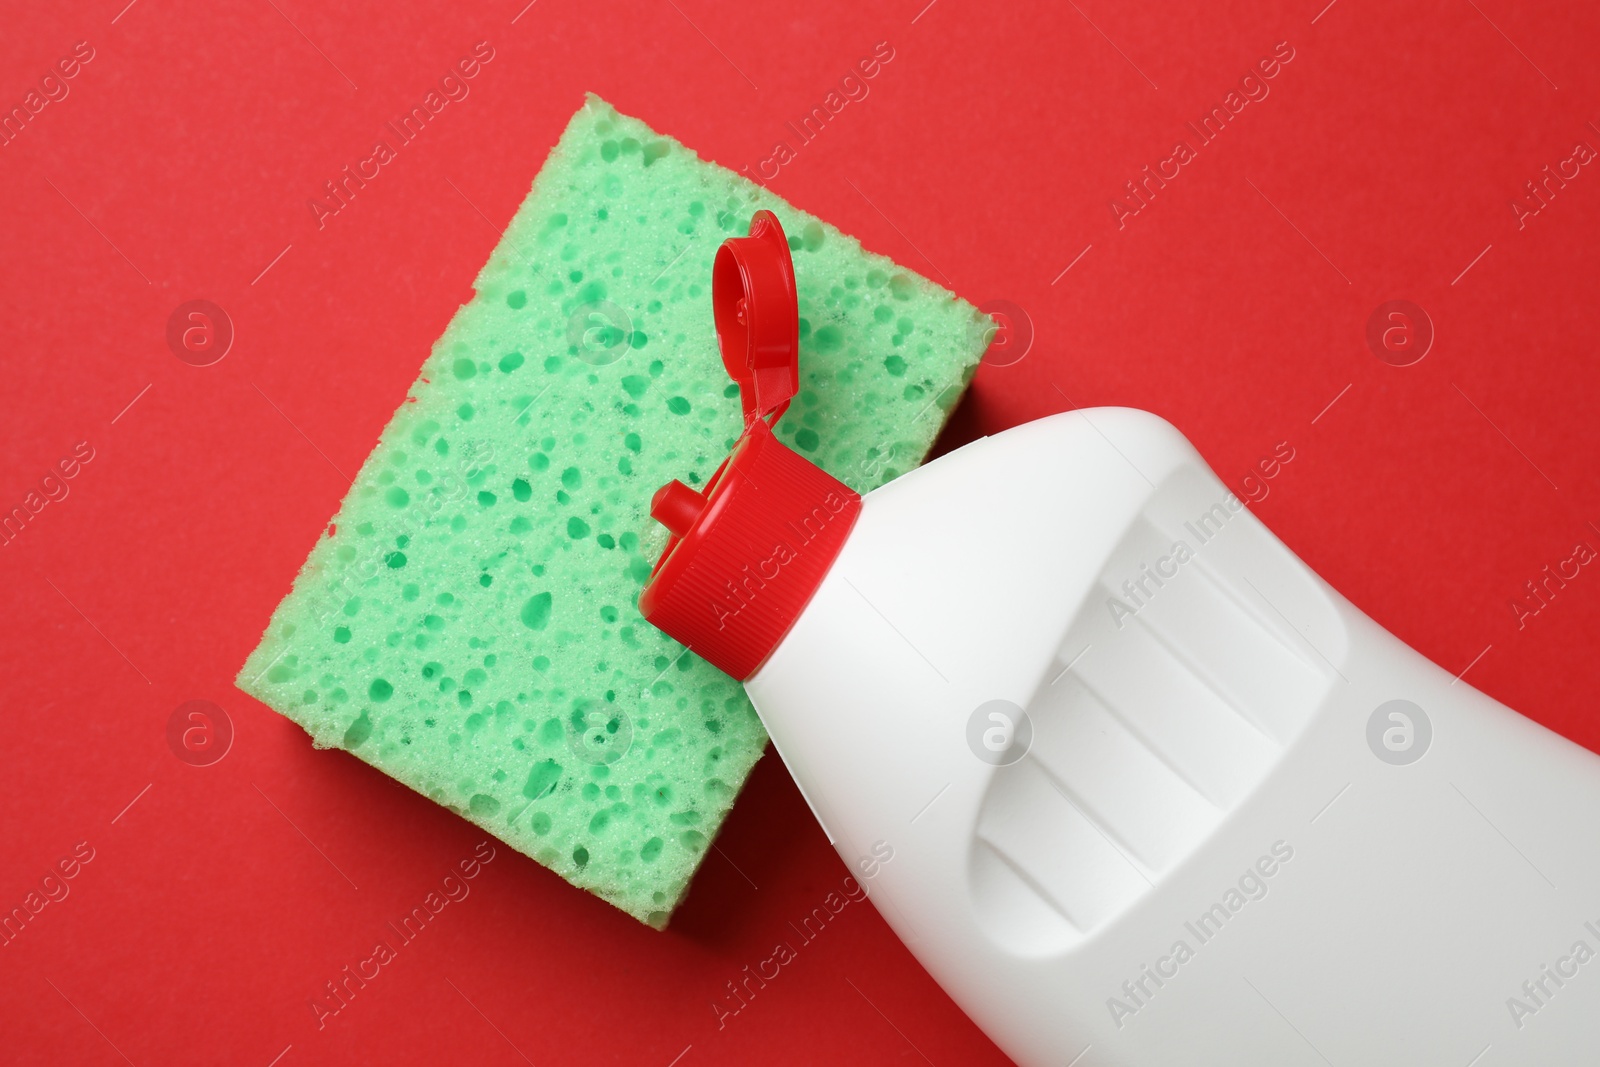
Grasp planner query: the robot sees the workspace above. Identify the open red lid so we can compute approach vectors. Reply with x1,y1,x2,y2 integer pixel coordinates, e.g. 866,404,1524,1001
638,212,862,680
713,209,800,428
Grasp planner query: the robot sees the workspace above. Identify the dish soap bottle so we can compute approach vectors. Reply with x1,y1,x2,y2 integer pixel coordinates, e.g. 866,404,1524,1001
641,212,1600,1067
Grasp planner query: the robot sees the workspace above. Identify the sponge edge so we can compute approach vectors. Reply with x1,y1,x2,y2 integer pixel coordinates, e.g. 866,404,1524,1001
238,93,990,927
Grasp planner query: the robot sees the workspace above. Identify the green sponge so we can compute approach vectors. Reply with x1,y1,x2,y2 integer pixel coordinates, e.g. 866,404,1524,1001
237,94,988,927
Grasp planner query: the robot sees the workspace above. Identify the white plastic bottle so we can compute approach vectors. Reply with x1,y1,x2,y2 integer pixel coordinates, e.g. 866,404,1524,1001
642,214,1600,1066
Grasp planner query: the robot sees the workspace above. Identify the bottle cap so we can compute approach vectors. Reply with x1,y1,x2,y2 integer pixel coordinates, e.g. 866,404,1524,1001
639,212,862,680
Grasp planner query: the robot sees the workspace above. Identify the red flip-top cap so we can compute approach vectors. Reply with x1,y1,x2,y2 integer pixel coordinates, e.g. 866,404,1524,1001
638,212,862,680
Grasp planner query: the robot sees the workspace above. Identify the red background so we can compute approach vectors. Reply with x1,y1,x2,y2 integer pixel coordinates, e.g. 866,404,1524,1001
3,1,1598,1064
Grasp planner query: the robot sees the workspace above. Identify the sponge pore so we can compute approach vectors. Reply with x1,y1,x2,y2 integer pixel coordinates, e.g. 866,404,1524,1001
237,94,989,927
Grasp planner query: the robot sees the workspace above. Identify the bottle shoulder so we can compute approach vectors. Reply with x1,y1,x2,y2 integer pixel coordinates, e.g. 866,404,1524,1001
871,408,1196,509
